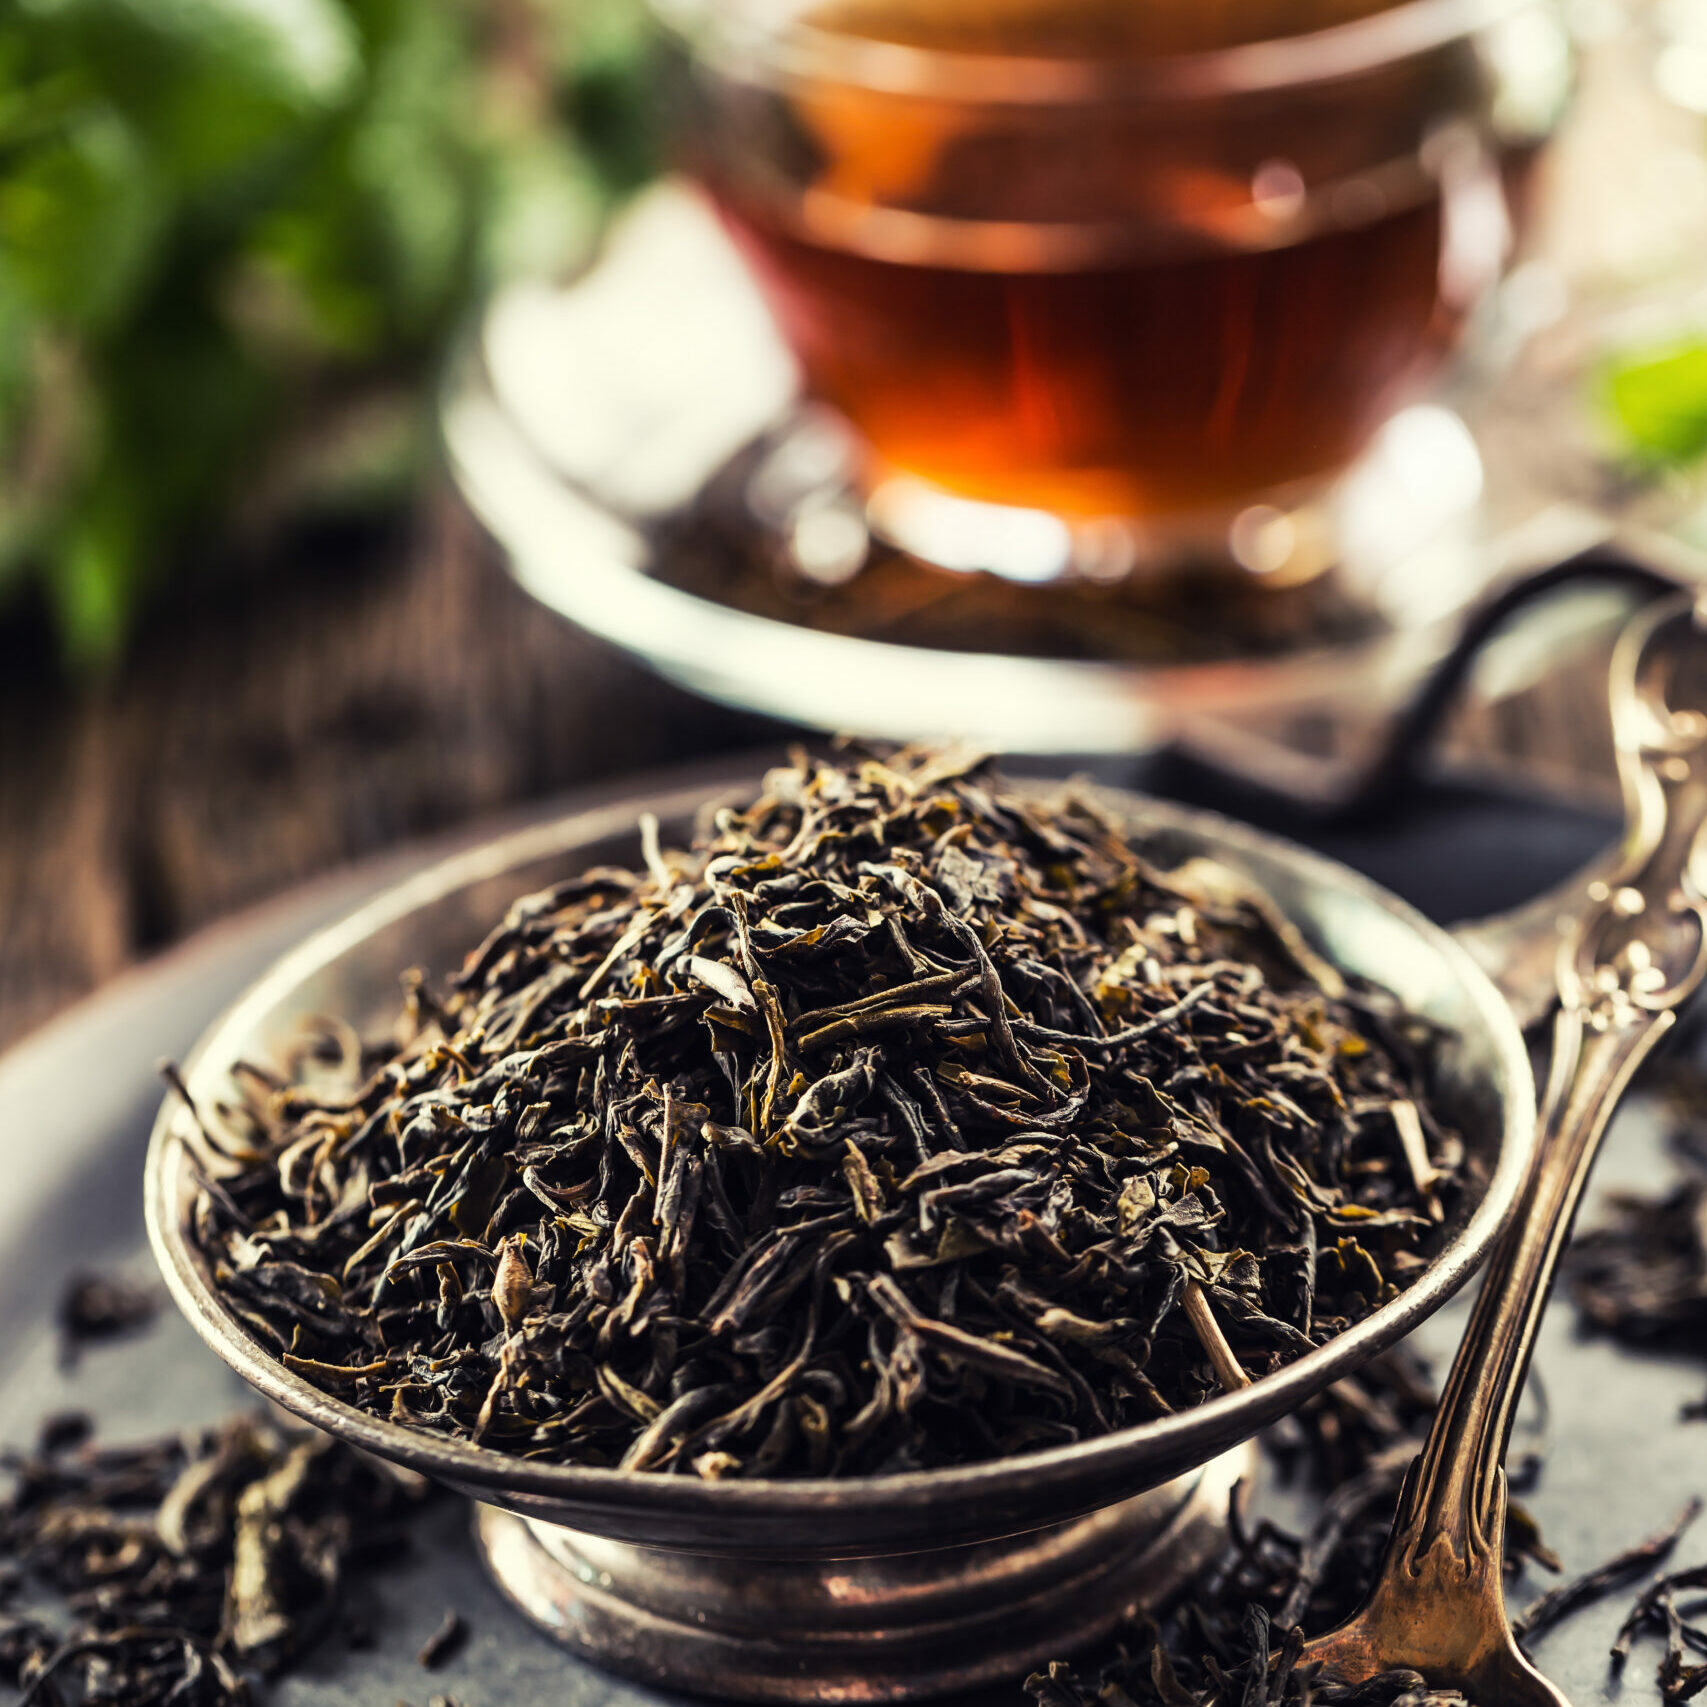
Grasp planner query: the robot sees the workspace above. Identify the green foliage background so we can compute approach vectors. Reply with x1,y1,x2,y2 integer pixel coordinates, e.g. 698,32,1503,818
0,0,653,666
1603,339,1707,472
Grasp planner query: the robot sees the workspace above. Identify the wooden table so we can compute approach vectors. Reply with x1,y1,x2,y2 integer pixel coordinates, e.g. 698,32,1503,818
0,493,774,1051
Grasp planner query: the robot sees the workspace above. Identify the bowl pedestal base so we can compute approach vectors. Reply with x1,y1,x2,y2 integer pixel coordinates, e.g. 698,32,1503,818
474,1442,1253,1702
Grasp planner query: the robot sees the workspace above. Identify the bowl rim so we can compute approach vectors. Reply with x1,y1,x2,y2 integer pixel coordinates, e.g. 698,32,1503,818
144,763,1537,1519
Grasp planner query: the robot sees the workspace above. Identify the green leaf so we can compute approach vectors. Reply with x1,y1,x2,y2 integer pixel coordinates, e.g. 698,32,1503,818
22,0,361,112
1604,339,1707,470
551,0,659,196
242,0,484,355
0,0,660,668
0,108,165,333
46,466,142,668
480,129,604,284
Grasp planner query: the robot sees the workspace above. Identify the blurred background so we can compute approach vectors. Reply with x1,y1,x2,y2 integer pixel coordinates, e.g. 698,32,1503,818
9,0,1707,1050
0,0,770,1048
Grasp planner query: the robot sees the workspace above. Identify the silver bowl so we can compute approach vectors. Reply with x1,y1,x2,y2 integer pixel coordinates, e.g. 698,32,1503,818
145,771,1536,1702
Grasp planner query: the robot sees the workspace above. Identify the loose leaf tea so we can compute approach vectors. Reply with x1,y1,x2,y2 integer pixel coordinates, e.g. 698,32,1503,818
1612,1557,1707,1704
184,747,1467,1476
0,1412,430,1706
1027,1354,1707,1707
1026,1356,1469,1707
1569,1121,1707,1355
417,1608,467,1670
1514,1499,1703,1642
55,1272,158,1370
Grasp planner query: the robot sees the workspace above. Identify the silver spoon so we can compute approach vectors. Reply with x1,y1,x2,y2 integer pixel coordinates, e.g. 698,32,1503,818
1302,587,1707,1706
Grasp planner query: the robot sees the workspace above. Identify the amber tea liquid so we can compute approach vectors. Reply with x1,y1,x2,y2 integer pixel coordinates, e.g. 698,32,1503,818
671,0,1538,532
715,190,1461,520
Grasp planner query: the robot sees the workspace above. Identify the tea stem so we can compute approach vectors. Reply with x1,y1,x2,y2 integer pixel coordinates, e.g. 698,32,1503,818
1184,1280,1251,1393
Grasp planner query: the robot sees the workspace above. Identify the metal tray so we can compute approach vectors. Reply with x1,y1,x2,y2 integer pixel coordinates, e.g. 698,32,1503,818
1,760,1701,1707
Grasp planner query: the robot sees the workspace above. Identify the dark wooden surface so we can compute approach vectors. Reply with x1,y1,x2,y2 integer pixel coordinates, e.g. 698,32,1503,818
0,489,770,1052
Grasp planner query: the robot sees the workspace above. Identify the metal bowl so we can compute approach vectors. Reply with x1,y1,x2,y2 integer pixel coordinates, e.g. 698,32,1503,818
145,770,1536,1701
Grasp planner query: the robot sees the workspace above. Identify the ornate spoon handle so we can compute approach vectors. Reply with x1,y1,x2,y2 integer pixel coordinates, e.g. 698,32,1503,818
1303,589,1707,1702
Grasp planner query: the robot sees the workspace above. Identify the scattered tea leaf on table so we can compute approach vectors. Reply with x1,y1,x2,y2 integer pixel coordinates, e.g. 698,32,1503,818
0,1412,433,1706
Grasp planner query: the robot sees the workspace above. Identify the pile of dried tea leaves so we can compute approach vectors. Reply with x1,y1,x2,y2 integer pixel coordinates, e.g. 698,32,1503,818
184,747,1468,1477
0,1412,430,1706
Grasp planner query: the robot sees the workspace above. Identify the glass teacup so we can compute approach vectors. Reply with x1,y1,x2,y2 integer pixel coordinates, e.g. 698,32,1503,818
650,0,1573,585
